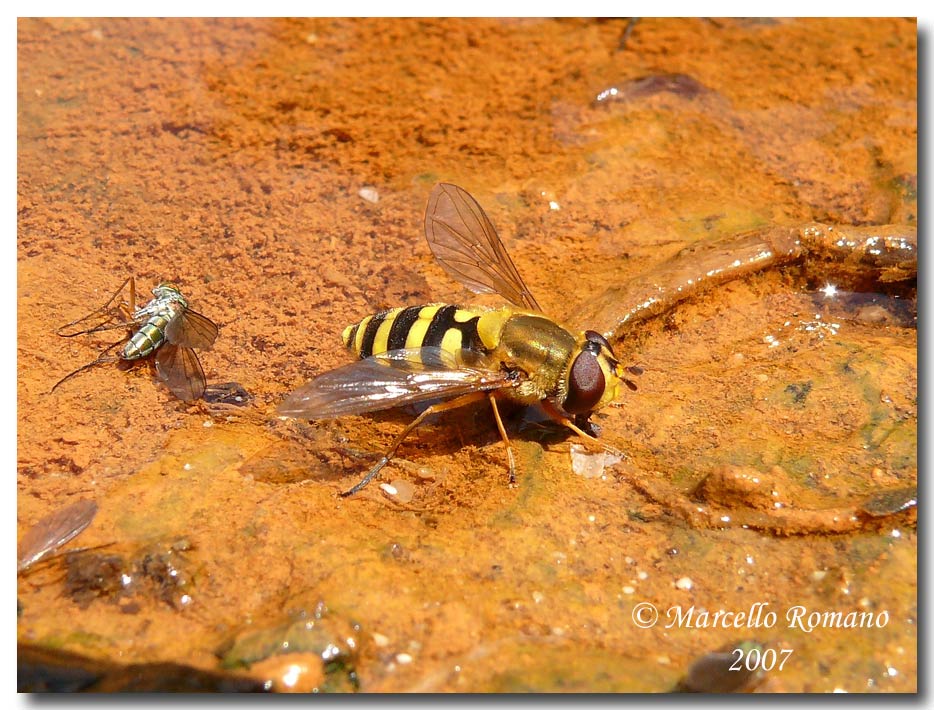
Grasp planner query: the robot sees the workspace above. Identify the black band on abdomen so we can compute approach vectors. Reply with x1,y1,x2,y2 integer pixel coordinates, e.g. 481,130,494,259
358,311,388,359
387,306,423,351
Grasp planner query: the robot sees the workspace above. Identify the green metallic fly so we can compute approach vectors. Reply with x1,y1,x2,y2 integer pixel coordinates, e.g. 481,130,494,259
53,277,218,401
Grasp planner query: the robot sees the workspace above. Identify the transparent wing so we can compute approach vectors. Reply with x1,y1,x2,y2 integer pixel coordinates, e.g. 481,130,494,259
155,343,207,401
277,347,517,420
164,309,219,350
18,499,98,573
425,183,541,311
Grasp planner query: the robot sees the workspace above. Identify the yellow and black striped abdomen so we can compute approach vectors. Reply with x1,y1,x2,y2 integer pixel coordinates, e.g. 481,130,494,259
342,304,493,360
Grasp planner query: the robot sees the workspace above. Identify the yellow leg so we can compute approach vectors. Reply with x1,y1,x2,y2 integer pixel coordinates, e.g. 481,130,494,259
341,390,490,497
541,401,622,457
487,393,516,485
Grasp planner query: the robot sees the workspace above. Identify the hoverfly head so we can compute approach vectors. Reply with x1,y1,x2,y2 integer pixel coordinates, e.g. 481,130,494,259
559,330,616,415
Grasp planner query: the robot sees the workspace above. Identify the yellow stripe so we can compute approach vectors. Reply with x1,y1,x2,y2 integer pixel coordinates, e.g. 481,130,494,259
404,305,441,349
440,328,463,353
341,324,354,348
476,309,510,350
453,308,477,323
371,308,401,356
353,316,372,354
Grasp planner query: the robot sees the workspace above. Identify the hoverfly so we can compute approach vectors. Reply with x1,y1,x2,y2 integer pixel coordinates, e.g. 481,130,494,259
278,183,640,496
53,278,219,401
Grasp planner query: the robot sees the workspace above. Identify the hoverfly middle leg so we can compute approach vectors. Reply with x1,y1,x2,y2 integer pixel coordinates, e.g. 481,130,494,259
340,390,491,497
487,393,516,486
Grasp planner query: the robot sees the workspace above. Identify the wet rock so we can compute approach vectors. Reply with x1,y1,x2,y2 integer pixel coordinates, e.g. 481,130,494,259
202,381,253,406
859,486,917,518
593,73,711,106
137,539,195,610
18,644,268,692
218,603,361,692
62,538,196,611
693,464,790,512
64,551,132,608
676,641,766,693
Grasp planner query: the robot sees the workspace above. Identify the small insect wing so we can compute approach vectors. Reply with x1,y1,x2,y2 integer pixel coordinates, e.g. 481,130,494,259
164,309,219,350
18,499,98,573
277,347,517,420
155,343,208,401
425,183,542,312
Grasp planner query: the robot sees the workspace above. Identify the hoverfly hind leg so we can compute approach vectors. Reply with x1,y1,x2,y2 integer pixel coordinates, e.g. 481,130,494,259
339,390,490,497
340,456,391,497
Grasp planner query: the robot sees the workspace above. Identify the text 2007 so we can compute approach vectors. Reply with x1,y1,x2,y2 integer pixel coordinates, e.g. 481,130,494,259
730,647,793,672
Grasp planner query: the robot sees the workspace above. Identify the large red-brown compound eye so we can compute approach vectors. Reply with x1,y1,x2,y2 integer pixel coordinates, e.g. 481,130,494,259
564,350,605,414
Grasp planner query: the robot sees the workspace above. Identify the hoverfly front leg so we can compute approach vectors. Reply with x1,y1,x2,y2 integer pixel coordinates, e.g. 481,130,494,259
540,400,624,459
573,412,600,438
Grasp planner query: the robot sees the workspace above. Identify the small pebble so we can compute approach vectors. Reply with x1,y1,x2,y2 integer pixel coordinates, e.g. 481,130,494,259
358,186,379,203
675,576,694,591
